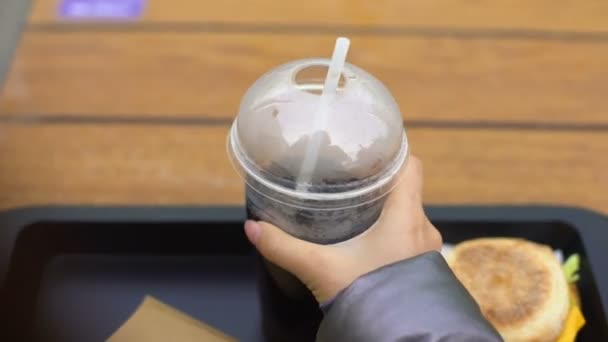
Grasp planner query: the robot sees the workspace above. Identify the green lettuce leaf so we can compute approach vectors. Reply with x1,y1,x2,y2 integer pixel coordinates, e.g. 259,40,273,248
563,254,580,283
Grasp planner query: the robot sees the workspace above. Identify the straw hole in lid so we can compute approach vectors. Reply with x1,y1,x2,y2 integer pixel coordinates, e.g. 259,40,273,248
293,64,346,95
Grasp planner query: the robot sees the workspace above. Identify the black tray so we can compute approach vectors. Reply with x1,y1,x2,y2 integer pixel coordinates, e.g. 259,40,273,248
0,206,607,341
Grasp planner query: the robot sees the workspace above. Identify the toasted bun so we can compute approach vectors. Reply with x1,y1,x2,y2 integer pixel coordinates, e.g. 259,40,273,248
446,238,570,342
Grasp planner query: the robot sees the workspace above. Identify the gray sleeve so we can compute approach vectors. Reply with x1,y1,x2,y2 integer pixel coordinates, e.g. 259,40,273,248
0,0,31,88
316,251,502,342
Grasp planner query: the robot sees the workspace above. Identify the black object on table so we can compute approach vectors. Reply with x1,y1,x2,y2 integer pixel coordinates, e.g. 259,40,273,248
0,205,607,341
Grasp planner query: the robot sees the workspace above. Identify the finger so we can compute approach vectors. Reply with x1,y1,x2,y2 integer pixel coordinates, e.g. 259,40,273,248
381,155,424,215
425,219,443,251
245,220,323,279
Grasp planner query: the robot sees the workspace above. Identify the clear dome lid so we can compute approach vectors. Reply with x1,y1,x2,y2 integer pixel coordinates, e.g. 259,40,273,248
229,57,407,198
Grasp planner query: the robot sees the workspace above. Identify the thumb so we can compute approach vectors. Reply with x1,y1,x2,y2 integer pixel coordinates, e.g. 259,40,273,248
245,220,320,279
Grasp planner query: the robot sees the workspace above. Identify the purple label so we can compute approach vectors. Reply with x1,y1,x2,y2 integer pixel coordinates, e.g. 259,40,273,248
59,0,145,19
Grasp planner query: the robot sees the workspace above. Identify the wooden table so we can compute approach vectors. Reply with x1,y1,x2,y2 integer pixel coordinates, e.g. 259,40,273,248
0,0,607,214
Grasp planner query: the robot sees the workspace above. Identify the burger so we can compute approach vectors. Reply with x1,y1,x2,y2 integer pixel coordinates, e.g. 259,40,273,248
445,238,585,342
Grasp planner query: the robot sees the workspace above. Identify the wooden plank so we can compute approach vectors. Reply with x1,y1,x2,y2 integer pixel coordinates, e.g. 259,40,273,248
28,0,608,32
0,123,606,214
1,33,607,124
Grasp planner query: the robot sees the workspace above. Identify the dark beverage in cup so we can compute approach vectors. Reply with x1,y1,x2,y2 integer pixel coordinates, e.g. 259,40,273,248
228,39,408,341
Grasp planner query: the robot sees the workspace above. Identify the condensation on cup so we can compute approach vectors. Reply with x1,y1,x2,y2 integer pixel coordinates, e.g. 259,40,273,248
228,37,409,245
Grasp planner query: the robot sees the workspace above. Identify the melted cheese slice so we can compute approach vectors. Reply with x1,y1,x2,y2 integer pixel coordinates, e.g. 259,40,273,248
556,304,585,342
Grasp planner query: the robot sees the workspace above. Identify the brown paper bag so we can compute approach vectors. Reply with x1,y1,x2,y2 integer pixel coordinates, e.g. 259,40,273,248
108,296,236,342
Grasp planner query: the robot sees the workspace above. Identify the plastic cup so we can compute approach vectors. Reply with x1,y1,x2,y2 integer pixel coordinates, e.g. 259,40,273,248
228,59,408,244
227,39,408,341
